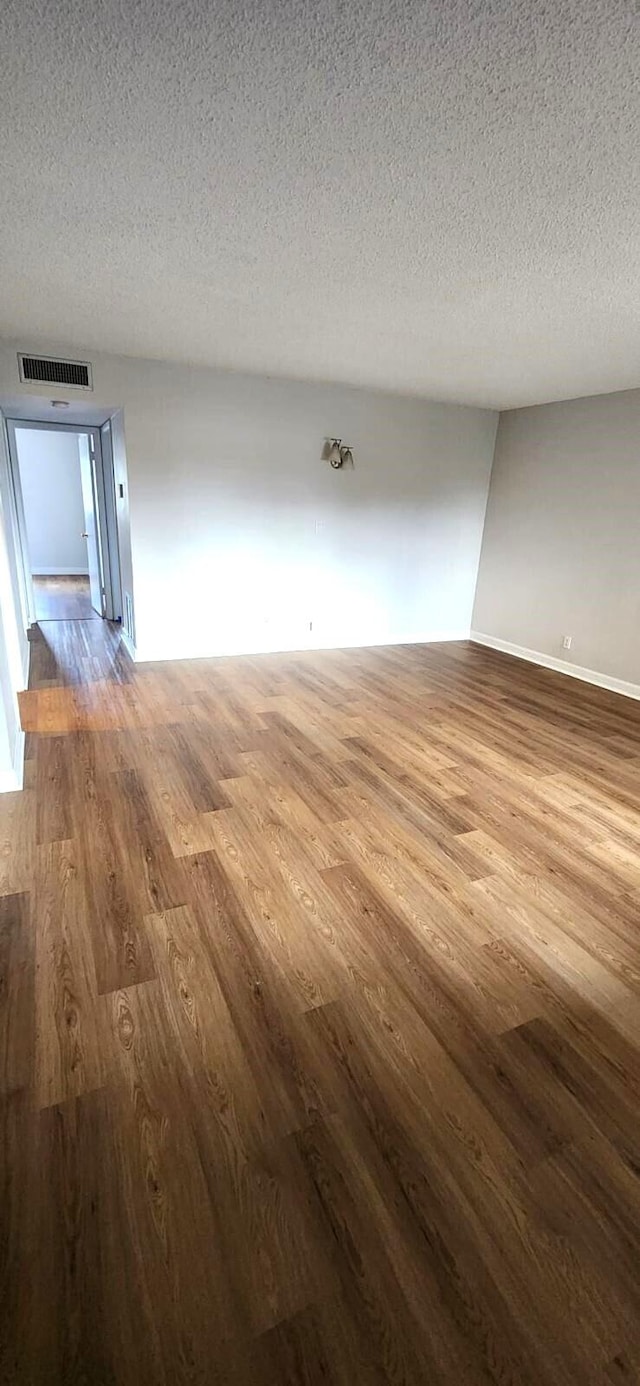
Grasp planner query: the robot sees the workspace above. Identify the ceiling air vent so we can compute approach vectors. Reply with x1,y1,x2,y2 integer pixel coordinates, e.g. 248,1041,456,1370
18,353,93,390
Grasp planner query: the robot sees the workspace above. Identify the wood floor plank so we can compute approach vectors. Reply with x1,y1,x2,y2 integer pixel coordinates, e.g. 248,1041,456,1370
101,981,250,1375
0,892,33,1097
34,839,103,1108
3,617,640,1380
76,780,157,995
0,788,35,897
36,734,73,844
145,902,272,1160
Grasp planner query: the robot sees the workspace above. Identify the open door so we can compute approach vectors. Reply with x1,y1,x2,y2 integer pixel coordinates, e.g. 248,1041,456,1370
78,432,105,617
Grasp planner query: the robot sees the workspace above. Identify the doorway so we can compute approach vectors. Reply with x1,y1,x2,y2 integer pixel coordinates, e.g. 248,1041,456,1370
6,420,122,627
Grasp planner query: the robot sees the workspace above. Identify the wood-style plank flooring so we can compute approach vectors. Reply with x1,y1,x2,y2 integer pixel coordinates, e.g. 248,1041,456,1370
3,618,640,1383
33,574,97,622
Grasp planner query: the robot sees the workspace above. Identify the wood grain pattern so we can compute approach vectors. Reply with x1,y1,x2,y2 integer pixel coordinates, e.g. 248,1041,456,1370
3,615,640,1382
33,574,98,623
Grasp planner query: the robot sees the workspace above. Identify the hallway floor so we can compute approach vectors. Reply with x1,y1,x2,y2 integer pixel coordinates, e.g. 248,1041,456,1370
33,573,97,622
2,620,640,1382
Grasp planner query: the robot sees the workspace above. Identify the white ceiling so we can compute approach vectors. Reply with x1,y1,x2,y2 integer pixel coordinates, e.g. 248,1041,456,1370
1,0,639,410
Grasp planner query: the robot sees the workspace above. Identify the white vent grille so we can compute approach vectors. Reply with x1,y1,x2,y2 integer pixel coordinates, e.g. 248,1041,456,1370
123,592,135,646
18,353,93,390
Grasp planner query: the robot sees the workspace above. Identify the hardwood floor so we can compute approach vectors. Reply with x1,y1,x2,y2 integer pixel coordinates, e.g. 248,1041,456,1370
2,619,640,1382
33,574,97,622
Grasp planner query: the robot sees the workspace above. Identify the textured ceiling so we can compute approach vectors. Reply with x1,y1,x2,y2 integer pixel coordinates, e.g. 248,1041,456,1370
1,0,639,409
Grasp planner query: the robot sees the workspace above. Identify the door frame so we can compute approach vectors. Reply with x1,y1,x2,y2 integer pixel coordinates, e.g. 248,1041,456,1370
99,419,123,621
5,418,122,624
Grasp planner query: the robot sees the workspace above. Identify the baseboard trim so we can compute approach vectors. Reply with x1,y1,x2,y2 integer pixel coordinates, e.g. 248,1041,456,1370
131,630,470,664
31,567,90,577
470,631,640,702
120,628,137,663
0,727,25,793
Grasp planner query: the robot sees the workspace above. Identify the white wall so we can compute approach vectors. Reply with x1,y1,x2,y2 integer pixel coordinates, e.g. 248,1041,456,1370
473,388,640,690
0,418,29,788
15,426,88,575
0,342,498,661
109,409,134,643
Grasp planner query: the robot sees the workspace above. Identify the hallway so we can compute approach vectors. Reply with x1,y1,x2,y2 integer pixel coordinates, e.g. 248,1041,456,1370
32,574,97,623
2,620,640,1382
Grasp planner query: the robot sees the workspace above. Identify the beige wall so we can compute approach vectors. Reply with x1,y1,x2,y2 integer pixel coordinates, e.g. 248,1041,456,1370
473,388,640,688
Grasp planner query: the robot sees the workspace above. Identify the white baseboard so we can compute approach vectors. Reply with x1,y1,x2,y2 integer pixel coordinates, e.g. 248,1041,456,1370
0,637,31,792
120,627,137,662
0,727,25,793
131,630,470,664
470,631,640,702
19,634,30,691
31,567,90,576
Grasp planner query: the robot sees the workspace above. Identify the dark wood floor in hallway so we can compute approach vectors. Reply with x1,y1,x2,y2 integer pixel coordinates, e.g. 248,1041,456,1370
32,574,97,622
2,620,640,1383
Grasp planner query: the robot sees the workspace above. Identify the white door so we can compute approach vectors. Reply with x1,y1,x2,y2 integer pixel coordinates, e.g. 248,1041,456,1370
78,433,104,617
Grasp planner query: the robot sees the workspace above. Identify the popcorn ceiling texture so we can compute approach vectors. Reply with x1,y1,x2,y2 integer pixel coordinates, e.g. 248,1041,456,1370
0,0,638,409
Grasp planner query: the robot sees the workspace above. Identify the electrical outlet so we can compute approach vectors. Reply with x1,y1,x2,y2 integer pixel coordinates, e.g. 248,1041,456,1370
562,635,572,650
